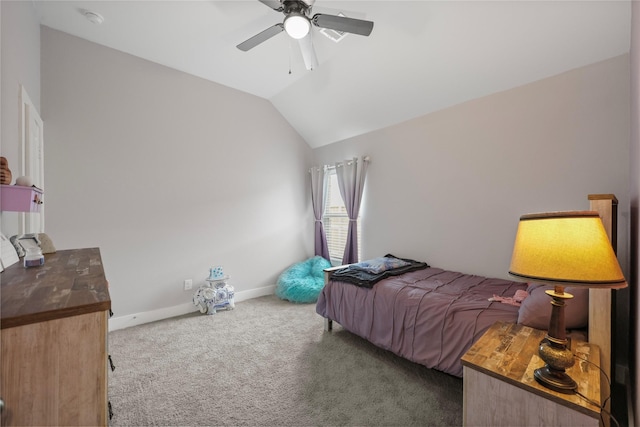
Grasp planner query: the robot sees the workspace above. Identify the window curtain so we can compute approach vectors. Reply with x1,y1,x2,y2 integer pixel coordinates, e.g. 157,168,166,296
335,156,369,264
310,166,330,261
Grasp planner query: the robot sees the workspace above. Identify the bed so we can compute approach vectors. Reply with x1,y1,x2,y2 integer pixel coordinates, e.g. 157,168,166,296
316,258,530,377
316,256,595,378
316,194,617,406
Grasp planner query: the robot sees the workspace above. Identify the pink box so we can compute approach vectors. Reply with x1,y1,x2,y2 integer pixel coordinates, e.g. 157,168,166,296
1,185,43,212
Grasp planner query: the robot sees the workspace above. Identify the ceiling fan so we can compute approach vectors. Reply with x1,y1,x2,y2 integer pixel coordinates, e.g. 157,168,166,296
237,0,374,71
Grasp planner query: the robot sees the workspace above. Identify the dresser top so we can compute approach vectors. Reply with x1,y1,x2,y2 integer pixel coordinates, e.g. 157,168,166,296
461,321,601,419
1,247,111,329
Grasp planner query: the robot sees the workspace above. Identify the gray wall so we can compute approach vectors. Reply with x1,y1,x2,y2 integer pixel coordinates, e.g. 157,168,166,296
40,27,315,317
1,1,40,148
313,55,630,283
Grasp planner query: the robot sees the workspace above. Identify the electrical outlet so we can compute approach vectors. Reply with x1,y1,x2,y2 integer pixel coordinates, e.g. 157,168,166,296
183,279,193,291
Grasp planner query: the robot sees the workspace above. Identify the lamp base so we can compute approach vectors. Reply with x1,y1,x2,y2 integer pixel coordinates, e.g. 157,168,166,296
534,365,577,394
533,287,577,395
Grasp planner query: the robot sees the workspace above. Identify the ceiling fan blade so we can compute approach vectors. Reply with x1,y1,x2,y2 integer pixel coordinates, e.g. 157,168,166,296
311,13,374,36
258,0,284,12
237,24,284,51
298,33,318,71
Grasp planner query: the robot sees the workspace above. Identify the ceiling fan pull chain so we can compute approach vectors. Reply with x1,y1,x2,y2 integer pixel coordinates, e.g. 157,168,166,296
288,39,292,74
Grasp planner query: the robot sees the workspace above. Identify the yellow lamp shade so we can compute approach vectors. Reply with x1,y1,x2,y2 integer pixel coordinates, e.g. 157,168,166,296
509,211,626,288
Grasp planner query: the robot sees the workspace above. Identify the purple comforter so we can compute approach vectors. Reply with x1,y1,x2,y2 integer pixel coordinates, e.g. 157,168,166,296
316,267,527,377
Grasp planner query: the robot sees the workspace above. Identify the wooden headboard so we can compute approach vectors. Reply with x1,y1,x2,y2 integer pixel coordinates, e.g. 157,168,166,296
588,193,618,426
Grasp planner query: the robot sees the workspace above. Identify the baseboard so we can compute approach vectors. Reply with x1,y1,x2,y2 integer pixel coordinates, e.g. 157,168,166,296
108,285,276,331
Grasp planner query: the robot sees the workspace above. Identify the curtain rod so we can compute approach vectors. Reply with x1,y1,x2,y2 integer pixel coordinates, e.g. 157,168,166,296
309,156,370,173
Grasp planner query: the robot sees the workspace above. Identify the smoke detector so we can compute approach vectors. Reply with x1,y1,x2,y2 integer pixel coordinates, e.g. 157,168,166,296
80,9,104,25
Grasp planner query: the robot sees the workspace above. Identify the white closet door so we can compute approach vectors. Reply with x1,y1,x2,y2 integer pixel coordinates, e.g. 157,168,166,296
19,86,45,234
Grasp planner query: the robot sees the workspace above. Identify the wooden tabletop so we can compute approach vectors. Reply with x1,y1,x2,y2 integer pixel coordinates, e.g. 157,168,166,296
1,247,111,329
461,321,601,419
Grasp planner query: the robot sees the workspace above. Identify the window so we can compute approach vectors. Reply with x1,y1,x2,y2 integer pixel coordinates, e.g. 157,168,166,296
323,169,361,264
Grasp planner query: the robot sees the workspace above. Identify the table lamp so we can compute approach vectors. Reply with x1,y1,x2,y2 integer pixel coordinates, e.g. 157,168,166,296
509,211,627,393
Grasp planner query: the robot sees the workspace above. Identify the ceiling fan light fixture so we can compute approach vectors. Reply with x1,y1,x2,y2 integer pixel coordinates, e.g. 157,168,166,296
284,14,310,39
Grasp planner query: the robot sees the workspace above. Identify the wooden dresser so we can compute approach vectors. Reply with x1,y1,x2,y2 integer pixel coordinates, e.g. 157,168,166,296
0,247,111,426
461,321,601,427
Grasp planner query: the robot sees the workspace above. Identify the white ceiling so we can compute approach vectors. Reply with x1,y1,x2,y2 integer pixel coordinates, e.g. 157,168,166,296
34,1,631,148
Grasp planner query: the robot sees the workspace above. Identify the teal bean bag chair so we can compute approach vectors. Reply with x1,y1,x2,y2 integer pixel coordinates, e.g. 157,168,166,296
276,256,332,303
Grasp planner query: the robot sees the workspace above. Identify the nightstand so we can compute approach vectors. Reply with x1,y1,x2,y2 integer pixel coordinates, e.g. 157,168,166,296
461,322,601,427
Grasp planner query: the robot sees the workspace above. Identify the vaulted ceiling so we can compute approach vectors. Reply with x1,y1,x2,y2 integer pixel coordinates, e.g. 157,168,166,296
34,1,631,148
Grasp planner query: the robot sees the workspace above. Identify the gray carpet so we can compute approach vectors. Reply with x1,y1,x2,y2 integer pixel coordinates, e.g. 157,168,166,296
108,295,463,426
